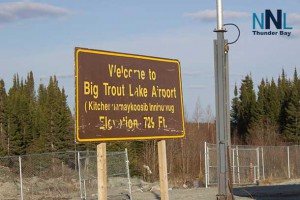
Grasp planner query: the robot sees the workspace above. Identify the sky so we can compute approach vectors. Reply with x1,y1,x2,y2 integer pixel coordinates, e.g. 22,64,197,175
0,0,300,120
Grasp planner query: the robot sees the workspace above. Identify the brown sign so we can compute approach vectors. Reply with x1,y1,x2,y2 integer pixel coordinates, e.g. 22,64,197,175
75,48,185,142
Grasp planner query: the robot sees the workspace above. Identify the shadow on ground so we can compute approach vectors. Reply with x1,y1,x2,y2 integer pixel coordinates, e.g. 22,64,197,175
234,184,300,200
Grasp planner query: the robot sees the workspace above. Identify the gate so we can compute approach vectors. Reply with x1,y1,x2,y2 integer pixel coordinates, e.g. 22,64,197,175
205,142,259,187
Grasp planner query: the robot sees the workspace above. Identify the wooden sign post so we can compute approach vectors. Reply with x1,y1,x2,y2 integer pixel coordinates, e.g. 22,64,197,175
97,143,107,200
158,140,169,200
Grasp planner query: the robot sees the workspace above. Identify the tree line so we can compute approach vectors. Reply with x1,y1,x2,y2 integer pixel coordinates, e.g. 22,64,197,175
231,68,300,145
0,68,299,184
0,72,74,156
0,72,155,177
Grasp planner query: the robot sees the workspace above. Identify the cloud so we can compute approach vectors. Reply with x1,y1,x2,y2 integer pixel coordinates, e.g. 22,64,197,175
184,9,250,22
0,1,72,24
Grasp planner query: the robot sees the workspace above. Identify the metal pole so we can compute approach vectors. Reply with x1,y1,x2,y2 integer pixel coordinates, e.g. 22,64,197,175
214,37,229,198
125,148,133,200
214,0,232,198
216,0,224,30
19,156,24,200
225,38,232,191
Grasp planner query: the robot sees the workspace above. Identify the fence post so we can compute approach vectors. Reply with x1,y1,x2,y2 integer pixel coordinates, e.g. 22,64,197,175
158,140,169,200
97,143,107,200
232,148,235,184
207,144,210,186
249,162,253,183
236,146,240,184
287,146,291,179
205,142,208,188
261,147,265,181
254,166,257,184
125,148,132,200
19,156,24,200
256,147,260,181
78,151,85,199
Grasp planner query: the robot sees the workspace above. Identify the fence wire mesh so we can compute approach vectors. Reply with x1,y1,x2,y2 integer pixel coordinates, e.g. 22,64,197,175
0,150,131,200
289,146,300,178
78,150,132,200
205,142,300,187
0,156,21,199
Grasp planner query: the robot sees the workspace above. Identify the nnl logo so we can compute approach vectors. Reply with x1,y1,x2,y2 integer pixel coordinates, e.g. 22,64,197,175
253,9,293,30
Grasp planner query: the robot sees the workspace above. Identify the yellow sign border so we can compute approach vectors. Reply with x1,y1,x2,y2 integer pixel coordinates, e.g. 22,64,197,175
75,47,185,142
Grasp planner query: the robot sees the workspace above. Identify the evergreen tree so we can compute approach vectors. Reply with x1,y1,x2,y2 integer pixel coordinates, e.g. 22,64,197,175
0,79,7,155
43,76,59,152
230,84,239,137
284,90,300,143
0,72,77,155
246,78,267,141
6,76,26,155
278,69,291,133
230,68,300,144
265,78,280,125
284,69,300,143
30,84,48,153
20,72,37,153
293,68,299,87
252,78,266,123
247,78,282,145
237,74,256,140
41,76,74,152
54,88,74,151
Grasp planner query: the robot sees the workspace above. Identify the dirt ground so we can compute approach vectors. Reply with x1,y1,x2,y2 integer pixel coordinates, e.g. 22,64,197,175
132,187,253,200
1,170,300,200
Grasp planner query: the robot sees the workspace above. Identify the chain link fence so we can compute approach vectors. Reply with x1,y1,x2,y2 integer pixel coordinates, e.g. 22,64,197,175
78,149,132,200
0,150,132,200
205,142,300,187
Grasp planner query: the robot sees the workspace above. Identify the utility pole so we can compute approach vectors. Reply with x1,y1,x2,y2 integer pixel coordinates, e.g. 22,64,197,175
214,0,233,199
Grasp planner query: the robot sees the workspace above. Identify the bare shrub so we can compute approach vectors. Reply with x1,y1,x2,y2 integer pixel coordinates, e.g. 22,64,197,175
247,120,283,146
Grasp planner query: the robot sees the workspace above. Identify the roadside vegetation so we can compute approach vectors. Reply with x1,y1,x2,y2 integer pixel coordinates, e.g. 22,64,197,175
0,68,299,186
